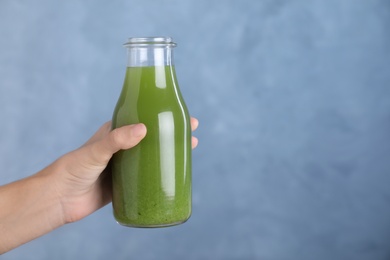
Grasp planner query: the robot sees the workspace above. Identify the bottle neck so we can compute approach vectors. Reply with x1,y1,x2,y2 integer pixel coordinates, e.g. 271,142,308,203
126,46,174,67
124,37,176,67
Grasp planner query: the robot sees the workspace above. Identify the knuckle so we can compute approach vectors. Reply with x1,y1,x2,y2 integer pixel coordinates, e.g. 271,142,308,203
110,128,125,147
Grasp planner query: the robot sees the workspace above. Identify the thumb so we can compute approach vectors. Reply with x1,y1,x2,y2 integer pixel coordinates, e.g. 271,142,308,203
86,123,147,166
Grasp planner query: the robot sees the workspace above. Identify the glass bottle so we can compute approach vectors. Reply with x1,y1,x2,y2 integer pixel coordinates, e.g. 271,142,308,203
111,37,192,227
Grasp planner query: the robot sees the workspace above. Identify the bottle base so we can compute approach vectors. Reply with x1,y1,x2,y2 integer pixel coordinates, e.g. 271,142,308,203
116,217,190,228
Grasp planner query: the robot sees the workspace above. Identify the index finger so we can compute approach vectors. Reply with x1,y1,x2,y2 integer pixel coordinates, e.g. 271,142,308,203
191,117,199,131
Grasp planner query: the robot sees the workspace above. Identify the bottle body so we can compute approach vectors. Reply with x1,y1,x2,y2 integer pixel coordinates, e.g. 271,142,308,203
111,37,192,227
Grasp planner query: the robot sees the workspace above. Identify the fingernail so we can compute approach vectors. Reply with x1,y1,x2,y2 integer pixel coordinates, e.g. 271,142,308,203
132,123,147,137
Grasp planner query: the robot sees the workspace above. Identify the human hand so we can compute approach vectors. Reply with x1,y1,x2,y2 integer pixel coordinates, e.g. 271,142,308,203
53,118,199,224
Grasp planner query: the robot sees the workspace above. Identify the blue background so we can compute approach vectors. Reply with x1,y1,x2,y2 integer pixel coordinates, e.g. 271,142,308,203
1,0,390,259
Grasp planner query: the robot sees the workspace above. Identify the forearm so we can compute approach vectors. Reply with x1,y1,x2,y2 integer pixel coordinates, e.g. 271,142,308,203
0,164,64,254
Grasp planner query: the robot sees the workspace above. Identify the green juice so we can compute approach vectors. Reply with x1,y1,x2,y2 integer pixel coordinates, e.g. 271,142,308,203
111,65,192,227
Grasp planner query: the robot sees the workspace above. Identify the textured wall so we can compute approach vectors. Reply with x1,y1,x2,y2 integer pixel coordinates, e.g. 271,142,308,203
1,0,390,259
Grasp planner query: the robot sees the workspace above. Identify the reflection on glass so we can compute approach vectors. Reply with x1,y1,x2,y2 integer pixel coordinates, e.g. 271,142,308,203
158,111,175,197
155,63,167,89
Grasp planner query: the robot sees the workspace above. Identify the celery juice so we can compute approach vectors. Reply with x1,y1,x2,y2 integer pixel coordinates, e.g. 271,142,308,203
111,65,192,227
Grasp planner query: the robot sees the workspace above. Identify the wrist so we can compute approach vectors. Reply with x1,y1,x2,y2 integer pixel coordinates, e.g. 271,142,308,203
38,157,75,226
35,161,68,227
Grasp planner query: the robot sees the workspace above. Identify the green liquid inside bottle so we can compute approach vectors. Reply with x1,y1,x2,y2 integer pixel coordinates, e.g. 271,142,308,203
111,65,192,227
